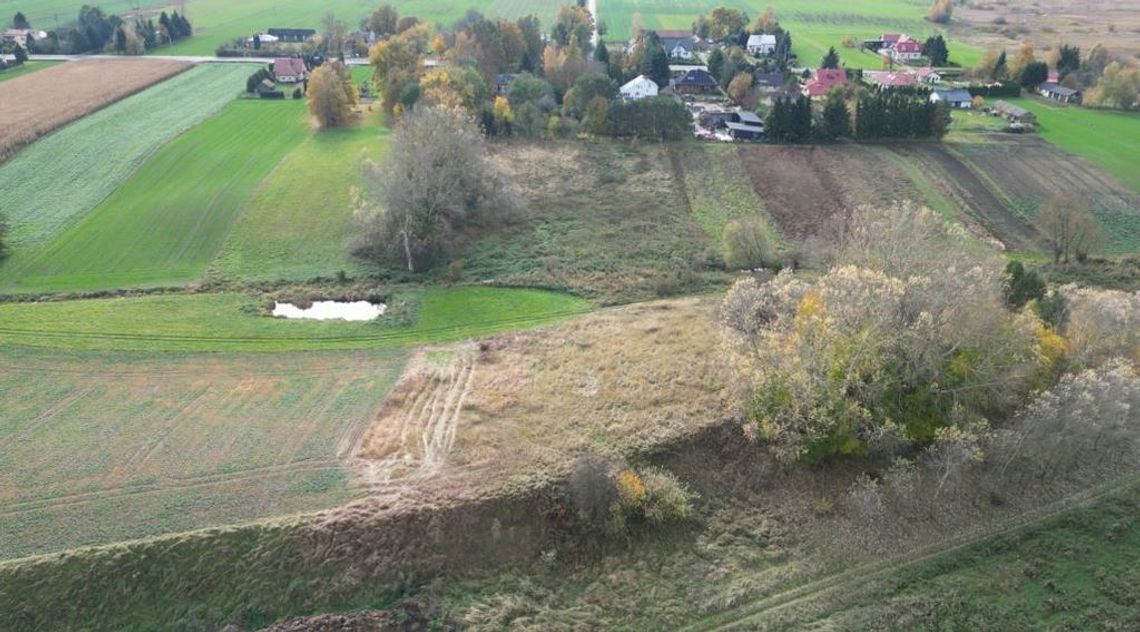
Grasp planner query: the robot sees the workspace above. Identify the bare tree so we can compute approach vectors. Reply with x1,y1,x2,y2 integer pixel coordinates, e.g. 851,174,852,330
351,106,523,272
1037,192,1103,263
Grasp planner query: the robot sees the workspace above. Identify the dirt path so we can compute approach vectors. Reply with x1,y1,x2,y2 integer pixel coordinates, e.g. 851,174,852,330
681,473,1140,630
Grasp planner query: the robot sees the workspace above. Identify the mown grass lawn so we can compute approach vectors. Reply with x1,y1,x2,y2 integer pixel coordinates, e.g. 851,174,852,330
599,0,981,68
0,61,59,82
213,109,389,282
1003,97,1140,194
0,98,310,294
0,63,254,249
0,286,591,352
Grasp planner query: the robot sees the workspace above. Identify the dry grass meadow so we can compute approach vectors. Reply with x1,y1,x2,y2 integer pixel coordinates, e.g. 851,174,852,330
955,0,1140,61
0,58,189,162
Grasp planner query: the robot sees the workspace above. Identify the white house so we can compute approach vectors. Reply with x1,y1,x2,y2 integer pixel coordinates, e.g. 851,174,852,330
746,34,777,56
930,88,973,109
620,75,659,100
669,42,695,60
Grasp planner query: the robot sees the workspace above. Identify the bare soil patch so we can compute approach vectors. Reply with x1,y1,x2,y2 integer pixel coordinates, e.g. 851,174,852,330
0,58,190,162
955,0,1140,61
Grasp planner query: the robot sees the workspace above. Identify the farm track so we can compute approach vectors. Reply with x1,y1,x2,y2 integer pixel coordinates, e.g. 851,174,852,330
682,473,1140,631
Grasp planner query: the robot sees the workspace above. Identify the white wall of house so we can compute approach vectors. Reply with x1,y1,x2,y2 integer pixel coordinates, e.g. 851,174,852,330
620,75,659,100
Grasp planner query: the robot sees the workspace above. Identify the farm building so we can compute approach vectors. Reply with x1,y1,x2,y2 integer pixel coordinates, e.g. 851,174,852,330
621,75,659,100
247,32,280,45
267,28,316,43
674,68,719,94
699,109,763,132
747,34,777,56
991,101,1037,124
726,121,764,140
1038,82,1081,103
803,68,848,97
931,88,973,108
273,58,307,83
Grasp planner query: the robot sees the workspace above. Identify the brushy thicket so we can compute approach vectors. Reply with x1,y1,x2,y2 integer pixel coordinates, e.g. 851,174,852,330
569,457,696,540
723,203,1049,462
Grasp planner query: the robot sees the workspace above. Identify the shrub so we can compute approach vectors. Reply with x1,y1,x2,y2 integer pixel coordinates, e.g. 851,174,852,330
723,216,775,270
606,466,696,536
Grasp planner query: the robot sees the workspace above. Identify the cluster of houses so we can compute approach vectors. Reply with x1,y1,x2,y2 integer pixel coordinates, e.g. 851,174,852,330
2,28,46,48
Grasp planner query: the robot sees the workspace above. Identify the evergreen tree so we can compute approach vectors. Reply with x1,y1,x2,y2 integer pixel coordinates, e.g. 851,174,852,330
1019,60,1048,87
707,48,725,84
821,46,840,69
158,11,172,42
594,39,609,64
1056,44,1080,79
113,24,127,52
993,50,1008,81
12,11,29,29
13,43,27,63
818,89,849,140
922,34,949,66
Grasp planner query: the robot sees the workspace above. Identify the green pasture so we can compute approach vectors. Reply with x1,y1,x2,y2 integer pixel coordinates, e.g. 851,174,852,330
0,286,591,352
599,0,981,68
213,109,389,282
1004,97,1140,194
0,98,310,293
0,346,406,559
0,60,59,82
0,63,252,248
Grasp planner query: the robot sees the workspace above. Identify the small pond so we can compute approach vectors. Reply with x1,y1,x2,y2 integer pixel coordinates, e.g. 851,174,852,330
272,300,386,322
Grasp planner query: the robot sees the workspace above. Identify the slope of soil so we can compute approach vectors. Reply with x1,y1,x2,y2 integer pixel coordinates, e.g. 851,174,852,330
0,57,189,163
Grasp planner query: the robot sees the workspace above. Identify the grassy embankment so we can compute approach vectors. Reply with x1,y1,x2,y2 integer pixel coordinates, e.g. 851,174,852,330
0,60,59,82
0,63,254,248
600,0,982,68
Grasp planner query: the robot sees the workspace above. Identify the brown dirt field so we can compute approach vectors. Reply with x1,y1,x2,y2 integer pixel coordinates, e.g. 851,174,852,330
737,145,860,239
955,0,1140,61
0,58,190,162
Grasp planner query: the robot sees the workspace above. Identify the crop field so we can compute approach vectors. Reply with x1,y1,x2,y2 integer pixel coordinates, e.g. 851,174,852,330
0,346,407,559
0,61,59,82
1001,97,1140,194
213,110,390,282
0,287,591,352
0,58,189,163
0,98,310,293
599,0,982,68
0,63,255,249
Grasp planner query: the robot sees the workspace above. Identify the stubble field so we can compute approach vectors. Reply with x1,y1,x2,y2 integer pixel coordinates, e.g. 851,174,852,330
0,57,189,162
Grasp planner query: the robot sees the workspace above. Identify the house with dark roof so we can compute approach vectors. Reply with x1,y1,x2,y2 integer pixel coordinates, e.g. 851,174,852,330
674,68,719,94
726,121,764,140
1038,82,1081,104
930,88,973,108
656,30,697,60
991,101,1037,124
267,28,316,43
273,57,307,83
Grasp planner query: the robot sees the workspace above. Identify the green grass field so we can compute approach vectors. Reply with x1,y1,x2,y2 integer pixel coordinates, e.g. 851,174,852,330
0,63,253,249
599,0,981,68
0,98,310,293
1003,97,1140,194
0,61,59,82
0,346,406,559
0,286,591,352
213,109,389,282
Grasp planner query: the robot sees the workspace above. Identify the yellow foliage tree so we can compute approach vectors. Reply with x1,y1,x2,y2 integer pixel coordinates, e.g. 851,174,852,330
308,62,357,128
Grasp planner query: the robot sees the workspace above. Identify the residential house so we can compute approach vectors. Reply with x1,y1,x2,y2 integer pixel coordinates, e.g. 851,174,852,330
914,67,942,84
674,68,719,94
930,88,973,108
620,75,659,100
656,30,696,61
699,109,764,139
247,32,280,46
746,34,777,56
877,33,921,62
802,68,848,97
754,72,792,103
671,64,708,78
865,71,918,90
991,101,1037,124
2,28,46,47
267,28,316,43
273,57,307,83
1038,82,1081,104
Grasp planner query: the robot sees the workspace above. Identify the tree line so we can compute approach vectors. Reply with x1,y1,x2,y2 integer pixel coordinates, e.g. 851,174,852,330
4,6,192,55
